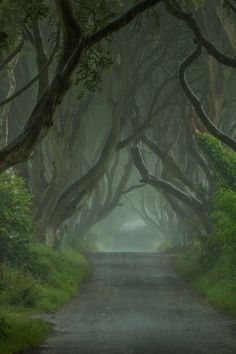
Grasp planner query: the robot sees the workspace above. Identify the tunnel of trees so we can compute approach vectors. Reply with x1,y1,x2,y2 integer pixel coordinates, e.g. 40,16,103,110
0,0,236,350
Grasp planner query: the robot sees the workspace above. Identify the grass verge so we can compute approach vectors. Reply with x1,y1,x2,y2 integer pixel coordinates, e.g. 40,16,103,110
0,246,90,354
175,247,236,317
0,313,51,354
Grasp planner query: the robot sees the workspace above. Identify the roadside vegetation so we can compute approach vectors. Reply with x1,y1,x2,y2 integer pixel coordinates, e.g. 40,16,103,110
175,133,236,317
0,172,89,354
0,0,236,351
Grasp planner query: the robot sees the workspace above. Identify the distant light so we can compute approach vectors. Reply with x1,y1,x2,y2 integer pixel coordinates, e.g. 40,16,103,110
120,219,146,231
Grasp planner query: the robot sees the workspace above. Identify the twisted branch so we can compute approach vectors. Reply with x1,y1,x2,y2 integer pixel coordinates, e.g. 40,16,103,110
179,45,236,151
164,0,236,68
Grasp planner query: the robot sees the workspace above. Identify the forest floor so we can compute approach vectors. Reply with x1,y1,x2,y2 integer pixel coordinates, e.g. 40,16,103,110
20,252,236,354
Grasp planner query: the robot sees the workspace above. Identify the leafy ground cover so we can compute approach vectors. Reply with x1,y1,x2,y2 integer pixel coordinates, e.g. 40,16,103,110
175,245,236,317
0,246,90,354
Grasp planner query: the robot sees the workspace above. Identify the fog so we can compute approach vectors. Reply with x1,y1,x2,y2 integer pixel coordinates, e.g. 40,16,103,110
93,215,158,253
1,1,236,353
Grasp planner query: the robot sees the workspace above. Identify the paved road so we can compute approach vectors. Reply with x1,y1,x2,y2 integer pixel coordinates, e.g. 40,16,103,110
36,252,236,354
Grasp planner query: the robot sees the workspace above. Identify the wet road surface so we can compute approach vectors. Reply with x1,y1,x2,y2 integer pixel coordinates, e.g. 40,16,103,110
35,252,236,354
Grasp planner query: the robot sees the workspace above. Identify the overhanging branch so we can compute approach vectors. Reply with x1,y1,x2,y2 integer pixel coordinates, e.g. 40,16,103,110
0,38,25,72
131,144,210,231
179,45,236,151
0,51,55,107
164,0,236,69
86,0,162,48
0,0,162,172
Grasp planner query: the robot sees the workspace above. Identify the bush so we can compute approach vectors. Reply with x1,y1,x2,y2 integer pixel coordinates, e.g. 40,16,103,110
34,246,90,310
23,244,61,284
211,188,236,248
0,246,89,311
0,172,33,263
0,171,90,353
195,133,236,263
175,133,236,316
0,265,40,307
0,246,89,353
175,247,236,316
0,313,51,354
196,132,236,190
0,310,10,339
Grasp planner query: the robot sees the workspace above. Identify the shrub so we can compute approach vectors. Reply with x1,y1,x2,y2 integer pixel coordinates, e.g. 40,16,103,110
0,310,10,339
0,245,89,312
211,188,236,249
0,171,33,263
196,132,236,190
176,133,236,316
196,133,236,263
23,244,61,284
0,171,90,353
0,313,51,354
0,265,40,308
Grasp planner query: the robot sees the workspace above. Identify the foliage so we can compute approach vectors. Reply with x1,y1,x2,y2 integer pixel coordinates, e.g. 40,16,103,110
0,311,51,354
0,265,39,307
198,187,236,262
211,188,236,250
0,172,34,263
196,132,236,261
175,247,236,316
75,0,159,95
0,0,47,50
176,132,236,316
0,171,89,352
35,246,90,310
0,310,10,339
0,246,89,310
72,0,121,95
76,42,112,97
76,0,124,36
0,246,89,353
196,132,236,190
0,171,89,351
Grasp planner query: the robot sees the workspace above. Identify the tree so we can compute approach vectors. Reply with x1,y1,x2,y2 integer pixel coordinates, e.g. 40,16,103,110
0,0,162,171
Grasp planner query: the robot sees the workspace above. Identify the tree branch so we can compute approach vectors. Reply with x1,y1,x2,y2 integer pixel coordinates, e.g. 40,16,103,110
0,0,162,172
178,45,236,151
116,77,175,151
225,0,236,15
164,0,236,68
0,51,55,108
49,105,121,231
0,38,24,72
182,104,214,186
86,0,162,48
122,183,145,195
131,144,210,231
141,135,200,195
55,0,81,44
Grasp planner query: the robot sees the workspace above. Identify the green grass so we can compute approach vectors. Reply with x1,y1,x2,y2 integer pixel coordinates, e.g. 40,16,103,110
0,312,51,354
0,246,90,354
175,247,236,317
34,247,90,311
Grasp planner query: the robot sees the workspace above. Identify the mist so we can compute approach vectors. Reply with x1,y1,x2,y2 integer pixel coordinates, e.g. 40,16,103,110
0,1,236,353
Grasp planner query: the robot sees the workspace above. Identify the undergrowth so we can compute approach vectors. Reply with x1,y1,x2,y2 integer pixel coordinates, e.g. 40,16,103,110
0,246,90,354
175,245,236,317
0,171,90,353
174,133,236,317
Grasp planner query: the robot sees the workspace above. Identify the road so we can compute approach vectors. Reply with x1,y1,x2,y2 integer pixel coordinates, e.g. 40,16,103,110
34,252,236,354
